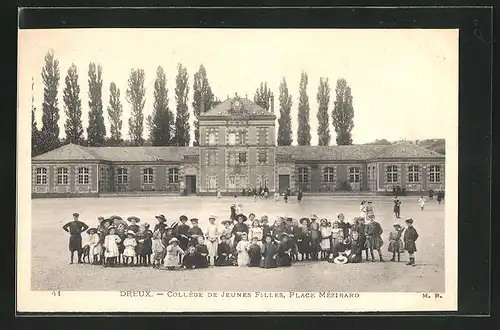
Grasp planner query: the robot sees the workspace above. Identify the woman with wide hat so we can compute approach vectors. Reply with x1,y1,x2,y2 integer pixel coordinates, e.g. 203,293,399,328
154,214,168,234
174,215,190,251
187,218,204,247
231,213,249,250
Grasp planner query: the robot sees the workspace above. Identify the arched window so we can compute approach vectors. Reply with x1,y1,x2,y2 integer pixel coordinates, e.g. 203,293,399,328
408,165,420,183
35,167,47,185
349,167,360,183
77,167,90,184
323,167,335,183
298,167,309,183
143,168,154,184
117,168,128,184
429,165,441,183
386,165,398,183
56,167,69,185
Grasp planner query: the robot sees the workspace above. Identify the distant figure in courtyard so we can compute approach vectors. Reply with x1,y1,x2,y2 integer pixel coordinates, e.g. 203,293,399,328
297,189,303,203
62,212,89,264
393,197,401,218
436,190,443,204
216,187,221,199
418,196,425,211
428,189,434,200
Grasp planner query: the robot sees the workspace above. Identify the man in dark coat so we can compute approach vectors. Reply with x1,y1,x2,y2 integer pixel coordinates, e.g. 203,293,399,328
62,213,89,264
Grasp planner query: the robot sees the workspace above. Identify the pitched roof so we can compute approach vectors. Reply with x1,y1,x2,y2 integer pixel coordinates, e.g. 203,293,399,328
87,146,198,162
32,143,101,161
200,97,271,117
276,142,444,161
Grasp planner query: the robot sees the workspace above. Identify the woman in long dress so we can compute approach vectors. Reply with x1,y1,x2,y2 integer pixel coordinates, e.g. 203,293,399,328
104,226,121,267
236,233,250,266
319,218,332,260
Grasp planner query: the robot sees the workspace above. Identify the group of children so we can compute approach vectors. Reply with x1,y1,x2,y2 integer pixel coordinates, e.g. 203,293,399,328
62,200,420,269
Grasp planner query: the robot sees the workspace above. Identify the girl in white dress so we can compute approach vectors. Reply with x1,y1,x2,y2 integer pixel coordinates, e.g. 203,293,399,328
205,216,220,266
319,218,332,260
164,238,185,270
236,233,250,266
104,226,121,267
418,196,425,211
249,219,263,244
123,230,137,265
87,228,102,264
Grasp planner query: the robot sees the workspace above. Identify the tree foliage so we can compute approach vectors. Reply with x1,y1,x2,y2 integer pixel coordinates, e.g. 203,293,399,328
173,63,190,146
107,82,123,146
31,77,41,156
126,68,146,146
87,62,106,146
277,77,293,146
297,72,311,146
63,63,84,144
192,64,214,146
316,77,331,146
40,49,61,153
254,82,272,111
147,66,173,146
331,78,354,145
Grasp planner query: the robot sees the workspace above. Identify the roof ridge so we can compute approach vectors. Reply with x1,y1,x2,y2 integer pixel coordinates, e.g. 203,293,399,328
70,143,102,159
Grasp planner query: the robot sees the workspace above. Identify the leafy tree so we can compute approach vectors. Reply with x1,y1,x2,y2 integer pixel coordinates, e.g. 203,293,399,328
86,62,106,146
63,63,84,144
126,68,146,146
316,77,331,146
254,82,272,111
297,71,311,146
331,78,354,145
277,77,293,146
31,77,41,156
192,65,214,146
40,49,61,153
107,82,123,146
147,66,173,146
173,63,190,146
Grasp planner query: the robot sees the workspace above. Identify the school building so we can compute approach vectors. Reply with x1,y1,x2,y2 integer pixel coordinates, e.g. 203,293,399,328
31,96,445,198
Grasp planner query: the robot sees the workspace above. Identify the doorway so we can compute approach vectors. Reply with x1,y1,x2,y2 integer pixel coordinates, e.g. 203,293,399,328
278,175,290,193
185,175,197,194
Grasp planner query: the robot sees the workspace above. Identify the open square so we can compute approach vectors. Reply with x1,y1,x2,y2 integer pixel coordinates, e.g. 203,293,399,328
31,195,445,292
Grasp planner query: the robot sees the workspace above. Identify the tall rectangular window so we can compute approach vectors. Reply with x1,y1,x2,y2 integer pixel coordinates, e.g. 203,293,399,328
258,152,267,164
168,168,179,183
238,131,246,145
408,165,420,183
323,167,335,183
258,128,268,145
56,167,69,185
35,167,48,185
143,168,154,184
349,167,360,183
429,165,441,183
77,167,90,184
207,175,217,191
238,152,247,164
386,165,398,183
298,167,308,183
117,168,128,184
208,151,216,165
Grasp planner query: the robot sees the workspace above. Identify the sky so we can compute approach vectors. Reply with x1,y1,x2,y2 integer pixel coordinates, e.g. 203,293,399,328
18,28,458,145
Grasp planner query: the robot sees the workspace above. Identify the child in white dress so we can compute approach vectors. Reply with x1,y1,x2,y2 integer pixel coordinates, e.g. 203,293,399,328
151,230,165,268
319,219,332,260
236,233,250,267
164,237,185,270
123,230,137,265
418,196,425,211
249,219,263,243
87,228,102,264
104,226,121,267
205,215,219,266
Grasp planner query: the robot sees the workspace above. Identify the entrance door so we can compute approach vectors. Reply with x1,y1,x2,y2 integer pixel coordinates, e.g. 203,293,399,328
185,175,197,194
279,175,290,193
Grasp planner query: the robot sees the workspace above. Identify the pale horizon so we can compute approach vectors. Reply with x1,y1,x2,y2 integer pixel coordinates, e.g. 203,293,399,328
18,28,458,145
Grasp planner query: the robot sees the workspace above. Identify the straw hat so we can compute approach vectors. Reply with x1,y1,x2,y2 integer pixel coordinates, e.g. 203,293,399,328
169,237,179,244
126,230,136,236
127,216,141,223
334,255,348,264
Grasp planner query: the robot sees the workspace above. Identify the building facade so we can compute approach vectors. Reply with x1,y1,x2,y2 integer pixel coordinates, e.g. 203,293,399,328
31,96,445,198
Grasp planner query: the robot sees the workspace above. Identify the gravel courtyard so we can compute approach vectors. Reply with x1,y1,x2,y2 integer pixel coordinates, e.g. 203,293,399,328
30,195,445,292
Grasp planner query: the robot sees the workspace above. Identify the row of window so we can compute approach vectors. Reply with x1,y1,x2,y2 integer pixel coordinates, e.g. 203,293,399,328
207,128,269,146
35,167,180,185
207,151,268,166
297,167,360,184
206,174,270,190
386,165,441,183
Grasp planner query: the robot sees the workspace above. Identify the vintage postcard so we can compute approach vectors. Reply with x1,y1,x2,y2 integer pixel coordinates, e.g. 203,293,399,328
17,28,458,313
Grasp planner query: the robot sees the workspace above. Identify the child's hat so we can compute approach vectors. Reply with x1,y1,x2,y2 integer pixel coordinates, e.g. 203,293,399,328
404,217,414,224
155,214,167,222
333,255,348,264
126,230,136,236
73,212,79,217
299,217,310,225
110,215,123,221
236,214,248,222
86,227,98,234
393,222,401,227
170,221,179,229
190,218,199,223
107,225,117,231
127,216,141,223
208,215,217,220
179,215,188,221
169,237,179,244
221,219,233,225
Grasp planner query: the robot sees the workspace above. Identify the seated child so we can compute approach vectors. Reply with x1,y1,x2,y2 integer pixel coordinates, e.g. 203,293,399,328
182,246,197,269
164,237,184,270
277,233,292,267
194,236,209,269
347,231,363,263
214,236,232,266
247,237,262,267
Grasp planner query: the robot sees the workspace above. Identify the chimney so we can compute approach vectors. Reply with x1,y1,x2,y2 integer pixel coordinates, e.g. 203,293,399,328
270,93,274,113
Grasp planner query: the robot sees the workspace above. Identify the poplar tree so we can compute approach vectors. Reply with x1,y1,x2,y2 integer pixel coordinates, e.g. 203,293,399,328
107,82,123,146
147,66,173,146
87,62,106,146
192,64,214,146
173,63,190,146
63,64,84,144
316,77,331,146
126,68,146,146
297,71,311,146
332,78,355,145
40,49,61,153
277,77,293,146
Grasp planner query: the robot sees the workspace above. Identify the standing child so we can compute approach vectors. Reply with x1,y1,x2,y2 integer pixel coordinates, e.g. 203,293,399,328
127,216,140,233
205,215,219,266
260,216,272,243
330,221,345,260
388,223,404,262
364,213,384,262
123,230,137,265
143,223,153,266
403,218,419,266
297,218,311,261
187,218,204,247
135,225,148,266
175,215,190,253
231,214,249,250
352,217,368,260
249,218,263,242
151,230,165,268
220,220,234,248
103,226,121,267
154,214,168,235
393,197,402,218
164,237,184,270
260,234,278,268
418,196,425,211
214,235,231,266
248,237,262,267
116,224,127,265
319,218,332,260
236,232,250,267
86,227,102,265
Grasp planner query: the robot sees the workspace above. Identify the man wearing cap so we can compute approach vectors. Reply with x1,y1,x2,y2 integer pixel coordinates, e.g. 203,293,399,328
62,213,89,264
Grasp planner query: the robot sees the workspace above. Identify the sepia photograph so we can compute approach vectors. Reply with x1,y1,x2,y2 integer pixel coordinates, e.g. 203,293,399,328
17,27,458,312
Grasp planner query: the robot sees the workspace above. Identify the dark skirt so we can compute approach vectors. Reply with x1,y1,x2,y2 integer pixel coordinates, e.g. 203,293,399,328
69,235,82,252
195,255,209,268
214,254,232,266
277,253,292,267
297,237,311,254
183,255,196,268
136,243,148,256
404,240,417,253
331,242,345,257
364,235,383,249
